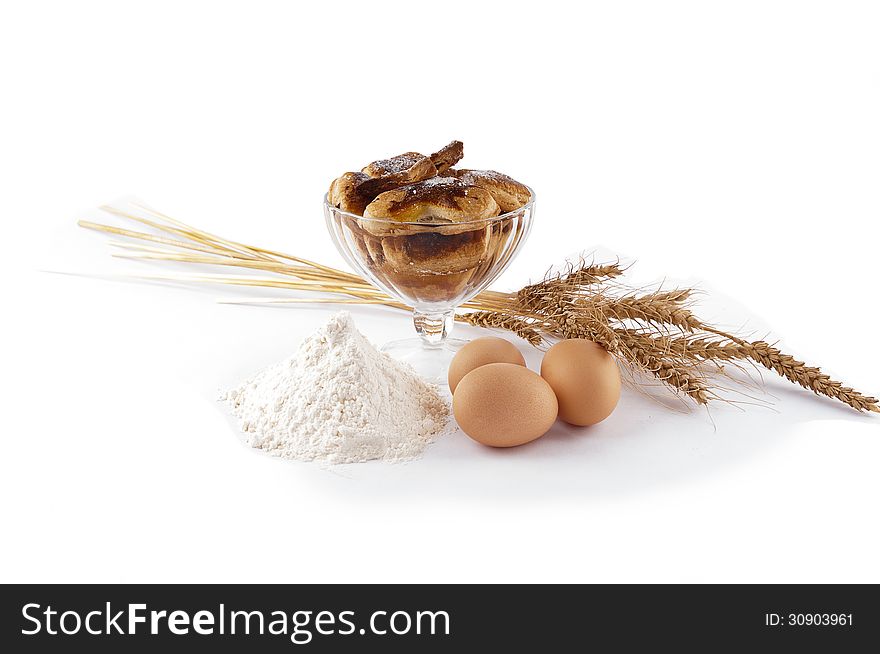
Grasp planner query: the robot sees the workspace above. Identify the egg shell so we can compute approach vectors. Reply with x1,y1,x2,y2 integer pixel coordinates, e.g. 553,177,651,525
453,362,558,447
540,339,621,426
447,337,526,391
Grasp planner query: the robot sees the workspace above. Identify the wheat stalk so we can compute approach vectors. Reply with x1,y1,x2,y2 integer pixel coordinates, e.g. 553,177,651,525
551,312,712,404
598,294,702,331
734,339,878,412
459,311,545,347
77,203,879,413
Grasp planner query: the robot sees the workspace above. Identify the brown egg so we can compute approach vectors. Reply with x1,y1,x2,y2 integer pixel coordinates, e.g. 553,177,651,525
453,363,558,447
447,337,526,392
540,339,621,426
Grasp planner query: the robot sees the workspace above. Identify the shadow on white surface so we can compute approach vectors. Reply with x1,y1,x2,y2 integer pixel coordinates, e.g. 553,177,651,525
66,208,877,504
213,318,877,501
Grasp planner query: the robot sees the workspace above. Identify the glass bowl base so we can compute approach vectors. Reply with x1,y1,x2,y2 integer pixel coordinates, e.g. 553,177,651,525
380,338,467,386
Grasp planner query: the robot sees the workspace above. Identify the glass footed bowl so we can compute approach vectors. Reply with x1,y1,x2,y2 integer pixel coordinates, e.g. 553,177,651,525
324,190,535,385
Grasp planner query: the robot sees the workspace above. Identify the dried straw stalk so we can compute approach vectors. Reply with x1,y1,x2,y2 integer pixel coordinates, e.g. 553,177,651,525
78,204,879,413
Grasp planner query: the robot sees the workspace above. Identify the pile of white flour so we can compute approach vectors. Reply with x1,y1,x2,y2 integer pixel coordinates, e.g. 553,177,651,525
221,312,449,464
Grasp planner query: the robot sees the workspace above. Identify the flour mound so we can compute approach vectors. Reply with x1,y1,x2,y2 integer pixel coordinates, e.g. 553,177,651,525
221,312,449,464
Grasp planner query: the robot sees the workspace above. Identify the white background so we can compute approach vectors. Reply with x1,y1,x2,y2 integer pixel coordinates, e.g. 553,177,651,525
1,1,878,583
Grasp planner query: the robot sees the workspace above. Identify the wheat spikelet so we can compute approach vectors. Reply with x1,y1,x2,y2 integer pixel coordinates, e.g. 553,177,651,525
742,341,880,413
553,313,711,405
611,331,711,405
515,262,624,311
615,329,747,363
564,261,625,285
600,294,702,331
460,311,545,346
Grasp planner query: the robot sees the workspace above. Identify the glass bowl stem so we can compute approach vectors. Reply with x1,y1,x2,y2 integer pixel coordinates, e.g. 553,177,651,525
413,309,455,346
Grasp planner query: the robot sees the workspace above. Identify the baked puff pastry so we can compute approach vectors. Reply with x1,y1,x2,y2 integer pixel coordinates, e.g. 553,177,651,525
329,153,437,214
428,140,464,174
361,151,437,179
446,168,531,213
362,177,500,235
327,141,529,218
326,142,531,303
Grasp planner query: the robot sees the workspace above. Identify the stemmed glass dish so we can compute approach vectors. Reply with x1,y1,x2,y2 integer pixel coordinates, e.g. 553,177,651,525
324,190,535,384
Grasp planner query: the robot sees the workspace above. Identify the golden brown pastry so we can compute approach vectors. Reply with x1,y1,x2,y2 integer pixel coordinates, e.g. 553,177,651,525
326,141,531,305
429,140,464,174
363,177,500,230
327,171,374,215
446,168,531,213
328,156,438,215
329,142,475,215
361,152,437,179
377,226,494,285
